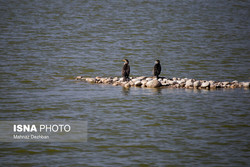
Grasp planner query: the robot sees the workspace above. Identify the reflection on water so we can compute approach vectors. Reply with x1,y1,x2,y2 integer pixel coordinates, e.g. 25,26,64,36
149,87,162,95
122,87,130,96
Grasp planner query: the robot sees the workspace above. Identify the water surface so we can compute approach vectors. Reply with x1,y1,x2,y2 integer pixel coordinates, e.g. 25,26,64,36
0,0,250,166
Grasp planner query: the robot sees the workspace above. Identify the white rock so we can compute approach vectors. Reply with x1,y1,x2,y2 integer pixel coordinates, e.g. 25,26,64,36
112,82,119,86
129,81,134,86
209,80,215,85
180,78,186,83
124,83,130,88
175,84,181,88
86,78,96,83
146,80,162,88
242,82,250,88
137,76,147,80
132,79,140,83
104,79,112,84
185,79,193,88
163,79,168,82
193,81,201,88
135,81,142,86
165,80,171,84
141,80,147,85
141,83,147,87
169,80,177,85
113,77,119,82
201,81,210,88
210,83,216,89
146,78,153,81
178,79,186,84
177,80,182,84
217,82,223,88
161,82,169,86
95,76,102,80
75,76,82,80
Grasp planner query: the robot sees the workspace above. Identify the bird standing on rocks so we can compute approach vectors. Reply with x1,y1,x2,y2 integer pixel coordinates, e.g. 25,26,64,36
122,59,130,82
153,60,161,79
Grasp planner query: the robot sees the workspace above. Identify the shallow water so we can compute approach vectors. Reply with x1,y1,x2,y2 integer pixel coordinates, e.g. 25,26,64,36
0,0,250,166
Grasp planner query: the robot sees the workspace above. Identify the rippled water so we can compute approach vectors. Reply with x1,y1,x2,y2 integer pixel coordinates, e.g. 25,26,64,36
0,0,250,166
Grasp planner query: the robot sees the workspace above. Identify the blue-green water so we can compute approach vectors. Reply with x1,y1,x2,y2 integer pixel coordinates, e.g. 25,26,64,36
0,0,250,166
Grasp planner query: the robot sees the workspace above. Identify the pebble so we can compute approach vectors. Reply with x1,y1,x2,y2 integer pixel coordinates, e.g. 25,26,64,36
137,76,147,80
217,82,223,88
161,82,169,86
75,76,82,80
209,80,215,85
180,78,186,83
230,84,236,89
113,77,119,82
146,80,162,88
141,83,147,88
132,79,140,82
104,79,112,84
163,79,168,82
141,80,147,85
169,80,177,85
119,78,124,82
158,78,163,82
96,76,102,80
76,76,249,90
175,84,181,88
177,80,182,84
201,81,210,88
223,82,229,86
210,83,217,89
112,82,119,86
185,79,193,88
193,81,201,88
86,78,96,83
129,81,135,86
135,81,142,86
124,83,130,88
242,82,250,88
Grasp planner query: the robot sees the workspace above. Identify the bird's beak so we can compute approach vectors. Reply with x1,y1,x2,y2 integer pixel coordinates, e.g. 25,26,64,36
122,59,125,62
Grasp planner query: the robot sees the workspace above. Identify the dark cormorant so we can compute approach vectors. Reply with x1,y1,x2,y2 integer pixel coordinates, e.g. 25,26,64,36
153,60,161,79
122,59,130,81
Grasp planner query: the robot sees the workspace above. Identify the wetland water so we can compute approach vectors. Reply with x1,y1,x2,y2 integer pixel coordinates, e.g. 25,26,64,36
0,0,250,166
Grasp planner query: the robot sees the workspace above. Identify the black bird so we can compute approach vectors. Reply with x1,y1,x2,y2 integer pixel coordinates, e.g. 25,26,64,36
153,60,161,79
122,59,130,81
